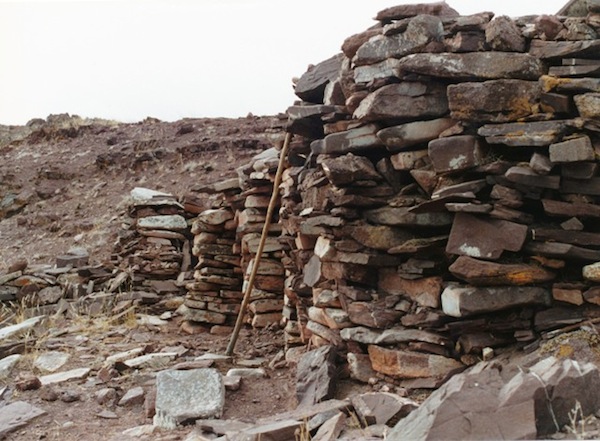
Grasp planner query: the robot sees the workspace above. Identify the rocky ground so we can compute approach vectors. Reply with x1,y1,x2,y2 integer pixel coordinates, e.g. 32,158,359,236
2,115,600,440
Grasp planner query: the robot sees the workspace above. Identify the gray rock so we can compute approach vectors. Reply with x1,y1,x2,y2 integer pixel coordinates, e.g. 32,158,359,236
354,58,402,84
34,351,70,373
295,53,344,104
118,386,145,407
397,52,544,80
137,215,188,231
296,345,337,407
574,93,600,118
448,80,541,123
485,16,526,52
549,136,594,163
351,392,417,426
530,39,600,59
441,285,551,318
354,15,443,66
153,368,225,429
366,206,453,227
0,315,45,340
354,82,448,122
377,118,455,152
478,120,576,146
387,356,600,440
226,368,266,378
0,401,46,438
314,124,382,155
446,213,528,259
0,354,21,379
375,2,459,21
40,367,91,386
428,135,485,173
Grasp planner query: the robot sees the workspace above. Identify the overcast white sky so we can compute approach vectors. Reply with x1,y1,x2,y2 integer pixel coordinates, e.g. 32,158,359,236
0,0,569,125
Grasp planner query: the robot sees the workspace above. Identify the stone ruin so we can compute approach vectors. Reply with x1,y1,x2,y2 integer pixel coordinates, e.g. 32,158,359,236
5,0,600,399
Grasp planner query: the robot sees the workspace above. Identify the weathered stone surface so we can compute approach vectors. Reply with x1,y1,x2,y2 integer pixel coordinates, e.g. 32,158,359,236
295,53,344,104
478,120,575,146
378,271,442,308
527,241,600,261
530,39,600,59
342,27,382,59
375,2,459,21
445,31,486,53
309,306,352,330
354,82,448,122
0,401,46,439
542,198,600,218
312,412,346,441
231,419,303,441
341,326,450,348
575,93,600,118
398,52,543,80
561,177,600,195
541,75,600,93
0,315,45,340
196,209,234,226
344,224,415,251
154,369,224,429
296,345,337,407
123,352,179,370
347,300,402,328
529,153,553,174
354,58,402,84
314,124,382,154
532,228,600,247
448,80,541,123
368,345,463,379
583,261,600,282
137,215,188,231
428,135,485,173
352,392,417,427
0,354,21,379
441,285,551,318
389,149,428,170
354,15,444,66
550,136,594,163
505,166,560,189
118,386,145,407
40,367,91,386
320,153,381,186
485,16,526,52
376,118,455,151
34,351,70,373
366,206,453,227
347,352,377,383
446,213,528,260
449,256,555,286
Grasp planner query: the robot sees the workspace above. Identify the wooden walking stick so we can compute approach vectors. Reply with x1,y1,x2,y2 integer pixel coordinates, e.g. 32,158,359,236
225,132,292,356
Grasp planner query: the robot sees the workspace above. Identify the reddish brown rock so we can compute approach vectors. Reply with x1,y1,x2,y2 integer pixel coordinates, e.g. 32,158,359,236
449,256,555,286
368,345,463,379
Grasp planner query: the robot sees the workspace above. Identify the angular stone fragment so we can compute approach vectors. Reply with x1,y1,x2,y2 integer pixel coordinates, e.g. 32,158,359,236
449,256,555,286
448,80,541,123
196,209,234,226
398,52,544,80
354,82,448,122
312,412,346,441
376,118,456,152
390,149,428,170
446,213,528,260
34,351,70,373
40,367,91,386
341,326,450,347
541,75,600,93
366,206,453,227
526,241,600,261
375,2,459,21
445,31,486,53
314,124,382,155
550,136,594,163
542,198,600,218
532,228,600,247
154,369,224,429
320,153,381,186
583,262,600,282
428,135,485,173
137,215,188,231
575,93,600,118
441,285,551,317
368,346,463,379
0,401,46,439
354,58,402,84
530,39,600,59
478,120,575,146
378,271,442,308
530,153,553,174
342,27,382,59
354,15,444,66
505,166,560,189
295,53,344,104
344,224,415,251
347,301,402,328
351,392,417,426
485,16,526,52
296,345,337,407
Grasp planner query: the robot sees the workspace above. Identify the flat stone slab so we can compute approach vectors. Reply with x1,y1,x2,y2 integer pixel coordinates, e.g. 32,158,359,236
530,39,600,59
123,352,179,369
354,82,448,122
153,368,224,429
397,52,544,80
448,80,541,123
449,256,555,286
0,354,21,379
137,215,188,231
478,120,576,146
294,53,343,104
0,401,46,439
368,346,463,380
441,285,551,318
40,367,91,386
446,213,528,260
34,351,70,373
0,315,45,340
428,135,485,173
377,118,456,152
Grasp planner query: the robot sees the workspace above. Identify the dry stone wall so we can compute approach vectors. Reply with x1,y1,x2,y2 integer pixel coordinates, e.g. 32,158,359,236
283,1,600,386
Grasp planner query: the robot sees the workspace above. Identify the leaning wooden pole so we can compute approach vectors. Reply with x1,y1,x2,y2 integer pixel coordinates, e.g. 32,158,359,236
225,132,292,356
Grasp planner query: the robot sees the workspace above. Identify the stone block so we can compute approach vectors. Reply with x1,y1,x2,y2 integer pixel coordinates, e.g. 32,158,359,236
549,136,594,163
154,369,224,429
376,118,456,152
368,346,463,379
428,135,485,173
294,53,344,104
